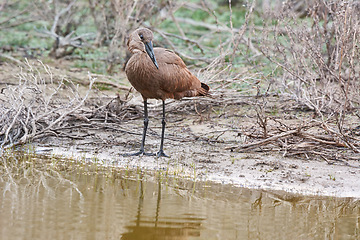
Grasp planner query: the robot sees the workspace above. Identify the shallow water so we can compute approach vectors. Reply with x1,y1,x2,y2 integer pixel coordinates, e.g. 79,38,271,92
0,154,359,240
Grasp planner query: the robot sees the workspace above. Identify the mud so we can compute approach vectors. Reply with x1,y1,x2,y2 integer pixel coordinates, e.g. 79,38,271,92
35,94,360,199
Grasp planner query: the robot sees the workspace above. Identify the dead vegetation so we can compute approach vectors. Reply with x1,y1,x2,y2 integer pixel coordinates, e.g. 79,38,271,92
0,0,359,162
0,60,95,149
243,0,360,161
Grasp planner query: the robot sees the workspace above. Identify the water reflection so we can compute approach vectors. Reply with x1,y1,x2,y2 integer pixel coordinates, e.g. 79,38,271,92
0,153,359,240
121,177,204,240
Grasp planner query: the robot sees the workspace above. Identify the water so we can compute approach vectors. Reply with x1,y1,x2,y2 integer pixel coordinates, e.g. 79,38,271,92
0,153,359,240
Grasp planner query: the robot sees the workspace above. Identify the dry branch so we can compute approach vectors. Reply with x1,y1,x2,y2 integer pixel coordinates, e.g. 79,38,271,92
152,28,211,63
226,129,299,151
0,60,96,149
35,0,93,58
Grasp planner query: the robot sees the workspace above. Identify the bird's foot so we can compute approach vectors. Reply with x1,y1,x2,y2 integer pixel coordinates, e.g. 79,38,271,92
156,150,170,158
122,150,155,157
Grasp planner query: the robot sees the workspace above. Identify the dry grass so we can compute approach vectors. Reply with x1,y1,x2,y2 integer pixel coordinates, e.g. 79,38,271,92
0,59,95,149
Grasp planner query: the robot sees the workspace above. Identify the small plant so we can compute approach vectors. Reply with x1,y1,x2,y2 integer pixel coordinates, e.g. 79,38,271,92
329,174,336,181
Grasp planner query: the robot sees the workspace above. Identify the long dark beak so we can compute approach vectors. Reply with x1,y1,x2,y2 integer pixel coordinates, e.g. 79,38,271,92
145,41,159,69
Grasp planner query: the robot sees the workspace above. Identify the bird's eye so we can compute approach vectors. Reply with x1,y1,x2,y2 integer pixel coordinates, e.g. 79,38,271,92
139,34,144,40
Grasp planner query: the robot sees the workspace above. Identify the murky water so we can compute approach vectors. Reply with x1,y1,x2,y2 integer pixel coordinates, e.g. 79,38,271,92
0,153,359,240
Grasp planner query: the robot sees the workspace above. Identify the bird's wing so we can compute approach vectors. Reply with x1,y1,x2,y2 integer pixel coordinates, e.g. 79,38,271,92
153,48,200,94
156,49,186,67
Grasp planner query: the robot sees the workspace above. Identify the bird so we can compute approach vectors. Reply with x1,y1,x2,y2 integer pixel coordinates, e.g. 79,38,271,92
124,28,209,157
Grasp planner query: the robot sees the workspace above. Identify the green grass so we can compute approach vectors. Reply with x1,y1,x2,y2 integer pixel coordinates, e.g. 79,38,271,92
72,47,109,73
216,7,247,28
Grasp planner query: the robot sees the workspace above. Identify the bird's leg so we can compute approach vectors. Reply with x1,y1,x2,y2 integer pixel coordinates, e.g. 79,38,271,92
157,100,169,158
139,100,149,153
123,100,154,156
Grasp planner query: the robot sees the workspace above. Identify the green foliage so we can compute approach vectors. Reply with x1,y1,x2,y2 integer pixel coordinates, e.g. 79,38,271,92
72,59,107,74
216,6,247,28
0,30,29,47
72,47,109,74
175,8,210,22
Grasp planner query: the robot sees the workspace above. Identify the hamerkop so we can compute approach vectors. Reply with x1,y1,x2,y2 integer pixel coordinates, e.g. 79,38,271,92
124,28,209,157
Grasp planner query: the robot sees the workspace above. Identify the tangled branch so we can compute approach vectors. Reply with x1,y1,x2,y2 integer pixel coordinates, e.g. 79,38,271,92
0,59,96,149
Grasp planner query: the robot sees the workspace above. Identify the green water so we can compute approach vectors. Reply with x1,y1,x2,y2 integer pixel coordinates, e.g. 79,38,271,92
0,153,359,240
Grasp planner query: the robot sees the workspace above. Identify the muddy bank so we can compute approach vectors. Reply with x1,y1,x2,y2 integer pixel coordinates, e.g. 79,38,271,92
36,144,360,198
34,100,360,199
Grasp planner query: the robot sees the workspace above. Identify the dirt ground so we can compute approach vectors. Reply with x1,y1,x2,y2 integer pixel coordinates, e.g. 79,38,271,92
1,59,360,198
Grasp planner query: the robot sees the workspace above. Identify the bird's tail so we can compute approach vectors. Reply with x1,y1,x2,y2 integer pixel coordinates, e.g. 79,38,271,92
198,82,210,96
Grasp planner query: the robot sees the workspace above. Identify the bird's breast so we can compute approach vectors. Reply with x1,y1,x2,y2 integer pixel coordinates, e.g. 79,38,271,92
125,53,163,99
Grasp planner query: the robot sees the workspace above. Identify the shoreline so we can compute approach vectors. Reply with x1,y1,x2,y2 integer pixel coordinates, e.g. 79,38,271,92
36,145,360,199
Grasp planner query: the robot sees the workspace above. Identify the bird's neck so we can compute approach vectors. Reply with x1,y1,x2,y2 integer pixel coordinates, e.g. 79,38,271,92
130,48,144,54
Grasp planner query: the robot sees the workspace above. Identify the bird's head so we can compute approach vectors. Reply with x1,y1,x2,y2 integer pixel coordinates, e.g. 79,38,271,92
127,28,159,69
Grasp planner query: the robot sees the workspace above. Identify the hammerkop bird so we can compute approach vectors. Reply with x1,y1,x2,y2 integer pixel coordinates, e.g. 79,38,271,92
124,28,209,157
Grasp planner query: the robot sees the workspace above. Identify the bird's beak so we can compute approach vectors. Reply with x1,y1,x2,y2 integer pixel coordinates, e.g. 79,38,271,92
145,41,159,69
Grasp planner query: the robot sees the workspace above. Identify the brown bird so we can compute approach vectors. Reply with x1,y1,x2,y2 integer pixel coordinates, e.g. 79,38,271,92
124,28,209,157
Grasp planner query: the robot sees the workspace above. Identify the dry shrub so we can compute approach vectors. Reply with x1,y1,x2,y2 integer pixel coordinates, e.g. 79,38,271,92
259,0,360,114
0,60,95,149
91,0,161,72
230,0,360,159
31,0,161,61
33,0,94,58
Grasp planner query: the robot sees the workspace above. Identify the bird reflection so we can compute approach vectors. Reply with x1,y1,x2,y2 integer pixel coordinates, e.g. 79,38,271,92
121,176,204,240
